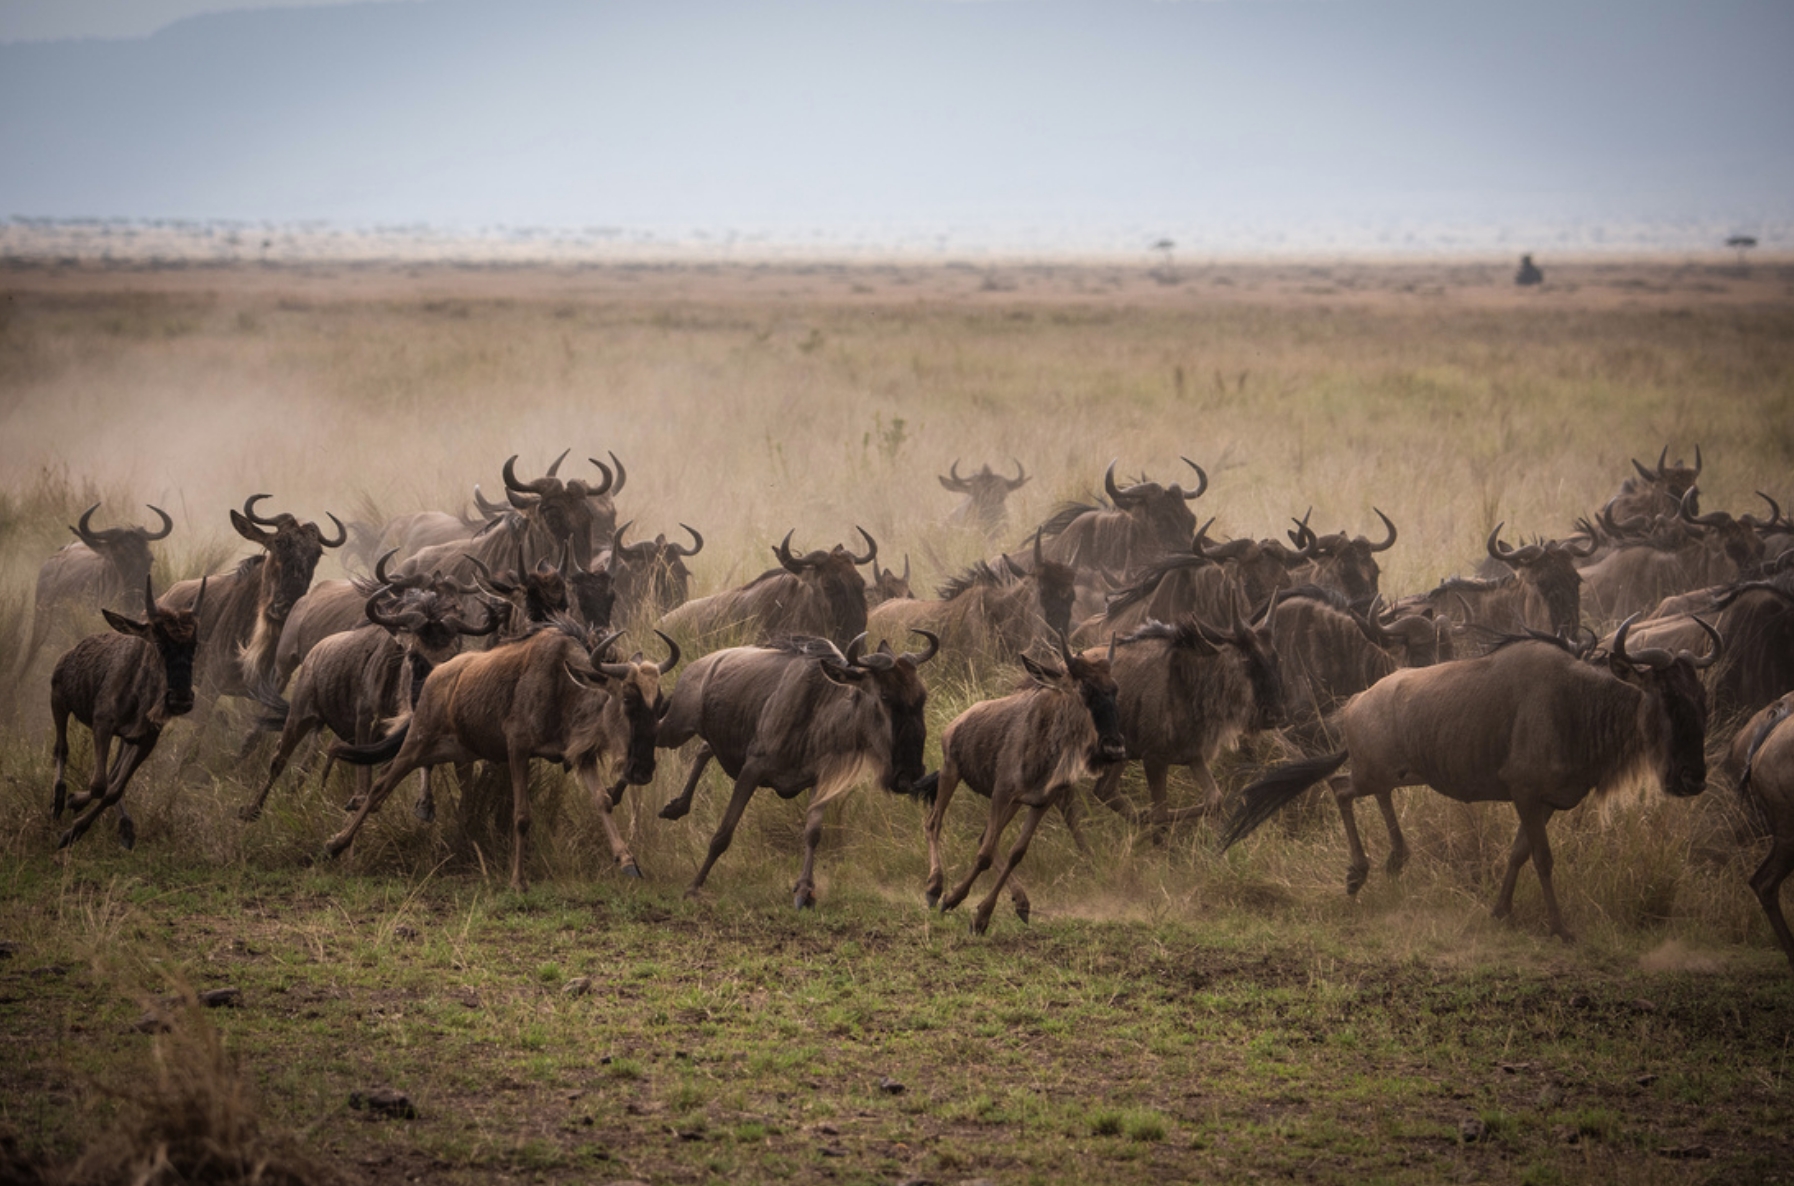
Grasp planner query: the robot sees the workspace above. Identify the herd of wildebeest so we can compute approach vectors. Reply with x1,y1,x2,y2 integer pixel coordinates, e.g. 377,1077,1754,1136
16,445,1794,962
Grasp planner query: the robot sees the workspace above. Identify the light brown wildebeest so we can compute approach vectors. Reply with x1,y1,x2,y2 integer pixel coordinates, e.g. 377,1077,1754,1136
655,631,938,908
940,458,1029,535
922,637,1127,933
1413,525,1592,650
659,528,880,650
1035,458,1207,575
325,620,677,892
51,576,204,850
1729,692,1794,972
867,534,1076,664
1269,586,1453,725
1222,617,1720,941
18,502,175,679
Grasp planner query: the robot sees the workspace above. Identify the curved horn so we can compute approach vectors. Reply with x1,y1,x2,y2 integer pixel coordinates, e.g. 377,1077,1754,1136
1656,445,1670,478
1179,456,1208,500
1191,517,1217,559
191,574,207,621
364,588,417,632
608,451,627,495
544,448,570,478
940,459,968,492
317,512,348,548
670,523,704,557
143,504,174,541
1679,487,1731,529
654,629,681,674
465,554,513,595
1683,615,1722,669
1742,491,1784,530
1368,508,1398,553
1103,458,1132,506
472,483,508,518
1008,458,1028,490
1610,613,1675,671
451,599,502,637
1692,444,1702,478
374,548,400,586
844,632,868,665
902,628,940,666
848,526,877,566
243,493,281,527
502,454,551,496
775,529,808,574
73,503,109,546
901,553,910,582
1486,523,1543,566
583,456,615,497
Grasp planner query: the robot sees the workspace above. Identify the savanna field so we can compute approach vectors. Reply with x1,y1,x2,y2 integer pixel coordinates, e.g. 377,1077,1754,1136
2,253,1793,1185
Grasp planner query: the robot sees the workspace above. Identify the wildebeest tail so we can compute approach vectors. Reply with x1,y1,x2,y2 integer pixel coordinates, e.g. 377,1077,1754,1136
252,697,291,733
1218,750,1349,852
330,716,411,766
910,770,940,807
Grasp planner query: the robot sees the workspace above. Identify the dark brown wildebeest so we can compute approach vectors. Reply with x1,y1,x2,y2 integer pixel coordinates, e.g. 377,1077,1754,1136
1609,444,1701,523
659,528,879,649
921,637,1126,933
940,459,1029,535
239,587,499,823
1272,587,1454,723
158,495,346,708
1084,614,1286,827
600,520,703,621
51,577,204,849
1285,508,1398,603
326,620,677,891
494,450,624,568
1036,458,1207,574
19,503,175,678
271,549,472,694
1221,617,1720,940
866,554,913,606
1579,491,1762,624
1075,520,1310,643
655,631,938,908
1416,525,1591,647
867,535,1076,663
1728,692,1794,972
1601,573,1794,721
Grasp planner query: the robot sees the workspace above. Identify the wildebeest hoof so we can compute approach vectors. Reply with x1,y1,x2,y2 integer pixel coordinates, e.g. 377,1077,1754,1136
1386,854,1408,877
323,837,350,859
116,818,135,850
237,803,262,823
413,797,435,823
1013,902,1031,924
620,863,643,879
970,914,992,935
793,887,815,909
925,890,941,910
342,795,365,814
1345,867,1369,896
56,828,78,850
659,800,689,821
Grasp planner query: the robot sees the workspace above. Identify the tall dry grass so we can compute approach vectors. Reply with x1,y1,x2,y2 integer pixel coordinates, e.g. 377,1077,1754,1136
1,258,1791,963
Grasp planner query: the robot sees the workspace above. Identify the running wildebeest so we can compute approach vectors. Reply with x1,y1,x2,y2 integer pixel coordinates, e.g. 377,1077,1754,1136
19,502,175,679
326,621,677,892
656,630,938,908
659,528,880,649
1729,693,1794,973
1036,458,1207,574
1285,508,1398,603
600,520,703,621
868,533,1076,663
922,636,1127,933
1221,616,1721,941
51,577,204,849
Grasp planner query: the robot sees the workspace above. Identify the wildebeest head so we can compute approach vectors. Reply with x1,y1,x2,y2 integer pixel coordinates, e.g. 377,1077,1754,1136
230,494,345,623
502,450,621,565
607,519,702,617
1609,613,1721,799
1191,518,1310,612
72,502,173,596
1144,611,1289,732
1486,524,1592,636
1024,635,1127,766
940,459,1028,533
1022,529,1078,640
776,527,878,642
1104,457,1208,554
365,585,499,668
472,541,572,626
103,576,205,718
1619,444,1702,518
819,630,938,794
1678,488,1767,574
567,628,681,787
868,554,913,604
1288,508,1397,602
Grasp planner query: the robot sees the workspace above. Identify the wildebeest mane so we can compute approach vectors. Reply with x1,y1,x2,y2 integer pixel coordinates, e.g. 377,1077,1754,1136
1035,498,1110,541
761,635,846,661
1103,554,1212,617
936,560,1013,601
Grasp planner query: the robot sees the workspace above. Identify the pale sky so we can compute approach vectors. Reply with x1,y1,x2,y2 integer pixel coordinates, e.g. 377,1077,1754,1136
1,1,1789,249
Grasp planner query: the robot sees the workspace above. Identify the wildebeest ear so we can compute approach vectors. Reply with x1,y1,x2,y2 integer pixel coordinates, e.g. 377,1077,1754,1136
1020,654,1063,683
229,509,269,544
818,659,866,687
102,609,149,637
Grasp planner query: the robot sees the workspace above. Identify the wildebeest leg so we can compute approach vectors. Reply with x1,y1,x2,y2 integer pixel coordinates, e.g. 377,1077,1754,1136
972,800,1051,935
66,720,116,817
413,767,436,823
343,712,375,814
579,762,640,879
240,711,320,822
324,749,424,861
941,791,1023,916
1008,875,1032,923
50,702,72,820
1375,791,1407,876
661,744,714,820
687,769,762,897
923,756,963,908
60,734,158,849
1055,790,1089,854
1088,761,1143,823
1749,838,1794,972
507,748,533,893
793,782,857,909
1331,773,1374,895
1496,805,1570,941
107,742,138,849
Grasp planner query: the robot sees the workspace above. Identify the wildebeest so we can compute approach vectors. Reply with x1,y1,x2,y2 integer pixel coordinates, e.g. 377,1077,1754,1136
940,459,1028,535
50,577,204,849
493,450,623,568
270,549,471,694
1085,614,1286,827
655,630,938,907
1608,445,1701,523
1222,616,1720,940
1416,525,1590,645
922,637,1126,933
659,528,879,649
867,535,1076,663
1285,508,1398,603
158,495,346,708
1037,458,1207,573
1271,587,1453,723
18,502,174,679
601,520,703,621
1601,574,1794,721
239,587,499,823
1076,520,1308,643
1729,693,1794,972
1579,492,1762,624
326,620,678,891
866,554,913,605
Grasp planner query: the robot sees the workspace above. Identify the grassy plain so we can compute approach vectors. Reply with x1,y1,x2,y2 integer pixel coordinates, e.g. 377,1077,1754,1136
1,254,1792,1184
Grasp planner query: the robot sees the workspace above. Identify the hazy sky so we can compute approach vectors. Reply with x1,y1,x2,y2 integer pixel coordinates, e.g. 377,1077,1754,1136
2,1,1790,248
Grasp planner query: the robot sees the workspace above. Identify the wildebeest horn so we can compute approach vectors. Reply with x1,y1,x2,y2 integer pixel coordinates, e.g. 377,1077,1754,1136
901,553,911,581
940,459,969,492
1486,523,1544,566
365,588,418,632
670,523,704,557
1679,487,1732,529
583,456,615,497
318,513,348,548
73,504,112,545
1692,444,1702,477
1633,455,1658,484
1742,491,1784,530
545,448,571,478
848,526,877,566
1033,527,1045,568
1367,508,1398,553
374,548,400,586
144,504,174,541
465,555,513,595
775,530,808,573
472,483,508,518
1009,459,1028,490
502,454,556,496
191,574,207,620
452,600,501,637
1657,445,1670,477
844,632,868,665
1683,616,1722,669
243,493,281,527
1103,459,1134,507
607,451,627,494
902,628,940,666
1179,456,1208,500
654,629,681,673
